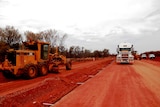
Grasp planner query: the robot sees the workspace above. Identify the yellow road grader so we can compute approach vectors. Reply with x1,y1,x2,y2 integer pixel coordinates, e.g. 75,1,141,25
0,40,72,79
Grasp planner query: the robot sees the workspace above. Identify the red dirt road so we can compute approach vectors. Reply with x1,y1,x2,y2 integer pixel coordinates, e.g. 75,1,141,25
53,60,160,107
0,58,113,107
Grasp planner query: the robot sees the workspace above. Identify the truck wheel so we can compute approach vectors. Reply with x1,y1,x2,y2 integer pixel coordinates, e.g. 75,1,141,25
23,64,38,79
66,61,72,70
38,62,48,76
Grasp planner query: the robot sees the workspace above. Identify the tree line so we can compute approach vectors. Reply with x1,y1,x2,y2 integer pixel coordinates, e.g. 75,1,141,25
0,26,110,62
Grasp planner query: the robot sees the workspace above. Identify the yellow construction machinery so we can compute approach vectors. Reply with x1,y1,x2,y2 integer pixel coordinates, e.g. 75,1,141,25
0,40,71,79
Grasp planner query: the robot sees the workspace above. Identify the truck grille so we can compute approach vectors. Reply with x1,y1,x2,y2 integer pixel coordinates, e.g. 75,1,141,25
122,54,128,58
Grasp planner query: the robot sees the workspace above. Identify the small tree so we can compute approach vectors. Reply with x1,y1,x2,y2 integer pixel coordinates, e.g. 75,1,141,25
103,49,109,57
84,49,92,57
0,41,9,62
24,31,43,41
0,26,22,46
41,29,67,53
40,29,58,47
0,26,22,61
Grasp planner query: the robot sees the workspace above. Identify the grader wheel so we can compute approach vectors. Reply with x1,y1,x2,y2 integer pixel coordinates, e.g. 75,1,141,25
23,63,38,79
38,62,48,76
66,59,72,70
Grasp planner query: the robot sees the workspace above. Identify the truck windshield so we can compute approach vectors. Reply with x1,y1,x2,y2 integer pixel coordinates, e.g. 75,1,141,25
120,48,131,51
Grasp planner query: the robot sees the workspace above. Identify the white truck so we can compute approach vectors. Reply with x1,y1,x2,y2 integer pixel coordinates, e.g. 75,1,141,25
116,42,134,63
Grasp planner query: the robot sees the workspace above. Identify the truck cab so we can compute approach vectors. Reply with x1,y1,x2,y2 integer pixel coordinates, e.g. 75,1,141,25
116,42,134,63
148,54,155,59
141,54,147,59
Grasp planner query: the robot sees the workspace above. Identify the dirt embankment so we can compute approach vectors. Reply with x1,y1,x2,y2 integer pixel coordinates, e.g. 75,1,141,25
0,58,113,107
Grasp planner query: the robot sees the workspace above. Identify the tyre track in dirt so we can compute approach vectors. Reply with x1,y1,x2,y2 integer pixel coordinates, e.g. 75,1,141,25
0,58,113,107
133,60,160,100
53,61,160,107
101,62,160,107
53,60,116,107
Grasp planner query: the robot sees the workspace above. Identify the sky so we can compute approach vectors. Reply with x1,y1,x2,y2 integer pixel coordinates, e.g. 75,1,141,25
0,0,160,54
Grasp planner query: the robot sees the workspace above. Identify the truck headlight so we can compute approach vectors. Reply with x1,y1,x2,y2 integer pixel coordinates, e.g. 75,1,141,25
129,57,134,59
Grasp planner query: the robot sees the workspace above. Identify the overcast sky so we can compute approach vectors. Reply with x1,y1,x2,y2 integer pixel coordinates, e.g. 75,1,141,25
0,0,160,53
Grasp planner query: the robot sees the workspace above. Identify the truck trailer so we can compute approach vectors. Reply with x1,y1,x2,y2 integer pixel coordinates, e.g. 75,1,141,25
116,42,134,64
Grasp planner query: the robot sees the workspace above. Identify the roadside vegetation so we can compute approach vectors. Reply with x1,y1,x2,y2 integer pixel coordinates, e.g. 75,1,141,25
0,26,110,62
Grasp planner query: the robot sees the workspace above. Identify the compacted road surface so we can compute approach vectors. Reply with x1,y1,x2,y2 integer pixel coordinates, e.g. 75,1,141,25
53,60,160,107
0,58,113,106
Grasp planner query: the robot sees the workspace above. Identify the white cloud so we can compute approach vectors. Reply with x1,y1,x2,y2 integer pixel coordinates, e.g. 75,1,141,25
0,0,160,53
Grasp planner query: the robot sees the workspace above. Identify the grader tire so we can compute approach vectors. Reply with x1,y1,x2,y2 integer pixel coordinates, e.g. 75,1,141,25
23,64,38,79
66,62,72,70
38,62,48,76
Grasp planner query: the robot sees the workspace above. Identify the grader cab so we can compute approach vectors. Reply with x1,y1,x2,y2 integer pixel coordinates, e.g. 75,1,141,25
0,40,71,79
